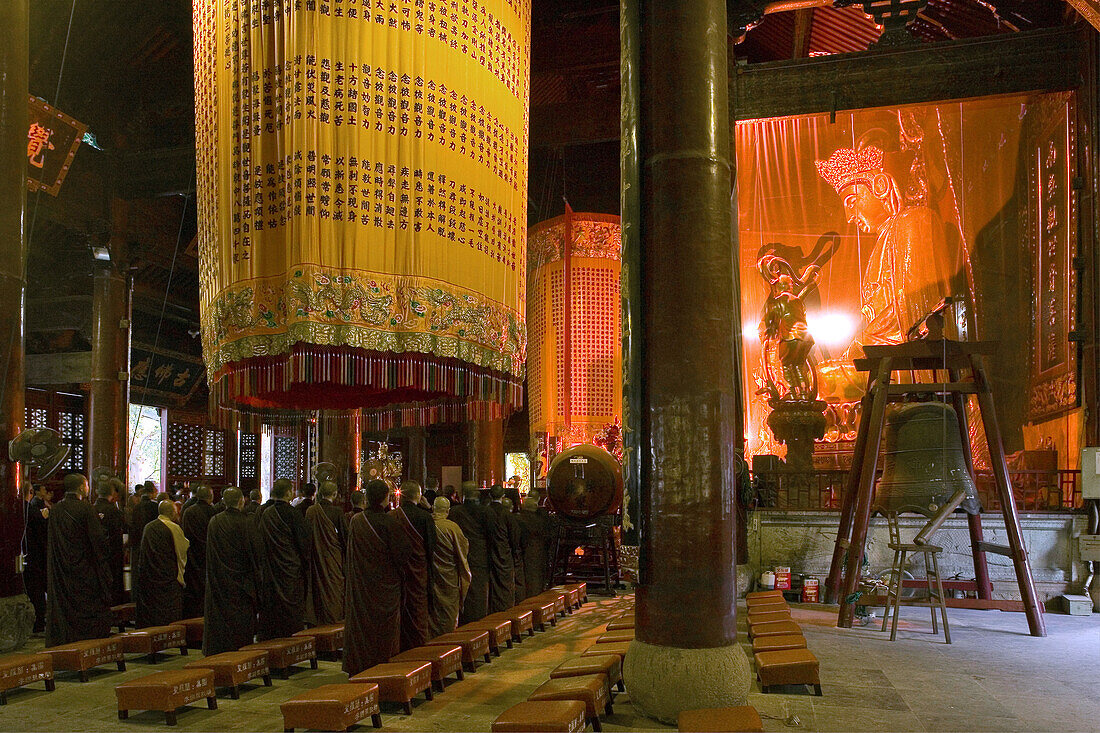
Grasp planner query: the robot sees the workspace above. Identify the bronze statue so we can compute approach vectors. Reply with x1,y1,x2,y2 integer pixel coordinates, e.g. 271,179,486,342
757,252,821,404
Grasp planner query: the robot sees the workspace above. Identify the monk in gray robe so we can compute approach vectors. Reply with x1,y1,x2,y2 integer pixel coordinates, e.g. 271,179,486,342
305,480,346,624
46,474,113,646
429,497,471,637
135,501,189,628
204,489,265,654
344,480,408,676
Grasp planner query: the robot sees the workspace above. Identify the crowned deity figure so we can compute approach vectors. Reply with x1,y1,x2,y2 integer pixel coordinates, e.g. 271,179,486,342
815,133,968,355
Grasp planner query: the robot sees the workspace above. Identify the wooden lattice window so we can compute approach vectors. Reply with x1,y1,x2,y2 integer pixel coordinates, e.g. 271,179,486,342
24,389,87,486
168,421,227,482
274,435,301,484
239,433,259,480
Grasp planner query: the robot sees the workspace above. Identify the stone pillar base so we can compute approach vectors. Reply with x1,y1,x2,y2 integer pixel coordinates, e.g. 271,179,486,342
0,594,35,653
623,638,752,724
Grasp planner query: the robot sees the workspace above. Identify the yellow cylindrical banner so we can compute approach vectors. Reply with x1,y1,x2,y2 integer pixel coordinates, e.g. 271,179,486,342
527,212,621,450
194,0,529,430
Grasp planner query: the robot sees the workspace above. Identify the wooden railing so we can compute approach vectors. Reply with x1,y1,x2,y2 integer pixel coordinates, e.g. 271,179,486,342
750,469,1083,512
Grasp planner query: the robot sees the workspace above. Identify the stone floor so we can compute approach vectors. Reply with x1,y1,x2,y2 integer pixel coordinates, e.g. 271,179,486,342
1,594,1098,732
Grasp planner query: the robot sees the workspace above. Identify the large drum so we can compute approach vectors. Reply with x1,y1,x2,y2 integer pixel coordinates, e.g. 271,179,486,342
546,445,622,520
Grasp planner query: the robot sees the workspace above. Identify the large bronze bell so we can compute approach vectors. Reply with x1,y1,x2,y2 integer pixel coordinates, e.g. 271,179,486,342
874,401,982,521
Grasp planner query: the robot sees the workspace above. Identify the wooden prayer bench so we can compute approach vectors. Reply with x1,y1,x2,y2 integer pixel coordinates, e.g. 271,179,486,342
746,608,791,625
582,642,629,662
528,674,611,732
594,629,634,645
183,650,271,699
754,649,822,695
111,603,136,633
677,705,764,732
515,600,557,631
746,599,789,614
532,590,569,617
0,653,54,705
241,637,317,679
492,700,588,733
115,668,217,726
746,594,788,609
484,609,534,641
176,618,203,648
547,586,578,613
745,590,784,603
39,637,126,682
747,620,801,640
294,623,344,660
118,625,188,662
281,683,382,732
551,654,624,700
563,582,588,606
458,616,513,654
425,629,492,671
349,661,433,716
751,634,807,654
606,615,634,631
391,645,464,691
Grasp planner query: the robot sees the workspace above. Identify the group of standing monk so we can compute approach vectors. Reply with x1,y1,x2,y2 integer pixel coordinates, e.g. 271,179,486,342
28,469,552,680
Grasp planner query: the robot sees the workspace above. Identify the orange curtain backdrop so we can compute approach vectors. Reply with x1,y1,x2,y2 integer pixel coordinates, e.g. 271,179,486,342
194,0,530,429
527,213,621,446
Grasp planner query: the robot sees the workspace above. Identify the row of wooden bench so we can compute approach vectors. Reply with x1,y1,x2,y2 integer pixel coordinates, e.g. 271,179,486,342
490,595,635,732
0,583,588,729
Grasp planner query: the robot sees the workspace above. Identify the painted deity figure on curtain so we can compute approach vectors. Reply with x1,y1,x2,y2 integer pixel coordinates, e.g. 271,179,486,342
814,124,971,399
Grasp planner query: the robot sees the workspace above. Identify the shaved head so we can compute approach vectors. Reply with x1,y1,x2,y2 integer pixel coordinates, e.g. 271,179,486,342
64,473,88,497
461,481,480,499
158,500,177,519
366,480,390,509
400,480,422,503
320,480,338,499
272,478,294,500
221,487,244,510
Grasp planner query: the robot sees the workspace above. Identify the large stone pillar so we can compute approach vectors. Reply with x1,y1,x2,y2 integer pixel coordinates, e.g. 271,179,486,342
622,0,751,722
473,419,504,485
88,200,130,484
320,411,361,501
0,0,34,648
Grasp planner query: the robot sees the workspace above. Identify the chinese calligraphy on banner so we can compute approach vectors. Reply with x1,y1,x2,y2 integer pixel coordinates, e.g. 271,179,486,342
194,0,530,430
26,96,86,196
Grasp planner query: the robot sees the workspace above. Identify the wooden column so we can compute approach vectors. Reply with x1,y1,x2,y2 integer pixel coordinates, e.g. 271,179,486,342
622,0,750,722
320,411,361,499
474,419,504,485
406,426,426,486
223,429,239,488
0,0,28,602
88,200,130,483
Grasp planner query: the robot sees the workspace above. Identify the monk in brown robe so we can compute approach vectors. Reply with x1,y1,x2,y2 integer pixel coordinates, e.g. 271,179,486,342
181,484,217,619
429,497,471,637
450,481,493,622
135,501,189,628
305,480,346,625
515,497,552,598
204,489,265,655
391,480,436,650
45,474,113,647
344,479,408,676
92,476,126,606
486,484,516,613
258,478,312,639
500,497,527,603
